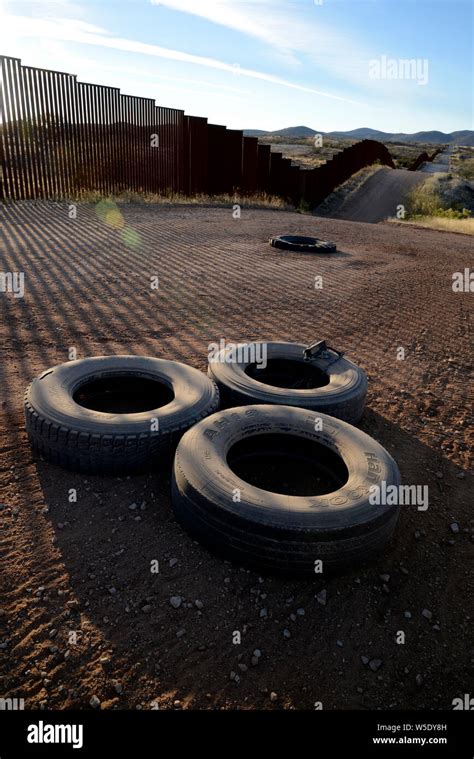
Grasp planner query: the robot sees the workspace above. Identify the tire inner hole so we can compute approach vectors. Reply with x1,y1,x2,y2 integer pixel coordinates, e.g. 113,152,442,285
245,359,329,389
280,235,316,244
227,433,349,496
73,375,174,413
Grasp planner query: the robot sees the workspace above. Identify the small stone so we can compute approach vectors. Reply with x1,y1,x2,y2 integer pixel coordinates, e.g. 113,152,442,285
169,558,178,567
450,522,460,534
176,629,186,638
270,692,278,702
435,471,443,479
404,611,412,619
336,640,344,647
251,656,259,666
141,605,152,614
238,663,248,672
194,600,204,610
283,628,291,639
173,700,181,708
315,589,327,606
415,674,423,686
361,655,369,665
253,649,262,659
49,629,57,638
113,681,123,695
296,608,305,616
456,472,465,479
422,609,432,620
128,503,138,510
259,608,268,618
89,695,101,709
170,596,182,609
379,574,390,583
63,650,70,660
49,645,58,654
369,659,383,672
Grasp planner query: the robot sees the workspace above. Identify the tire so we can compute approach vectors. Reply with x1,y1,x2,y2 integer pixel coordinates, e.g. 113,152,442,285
25,355,220,475
208,341,367,424
270,235,336,253
172,405,401,576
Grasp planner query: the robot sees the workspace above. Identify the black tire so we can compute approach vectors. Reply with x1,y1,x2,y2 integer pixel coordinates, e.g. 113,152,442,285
25,355,220,475
172,405,401,576
208,341,367,423
270,235,336,253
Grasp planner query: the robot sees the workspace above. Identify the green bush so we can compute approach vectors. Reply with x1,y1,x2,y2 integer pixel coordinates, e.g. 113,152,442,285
406,182,472,219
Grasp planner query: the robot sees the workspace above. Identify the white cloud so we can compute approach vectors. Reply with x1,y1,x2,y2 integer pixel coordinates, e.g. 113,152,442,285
151,0,374,85
1,14,362,104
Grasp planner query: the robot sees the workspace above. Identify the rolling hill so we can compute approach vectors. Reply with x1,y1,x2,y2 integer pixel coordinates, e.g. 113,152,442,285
243,126,474,146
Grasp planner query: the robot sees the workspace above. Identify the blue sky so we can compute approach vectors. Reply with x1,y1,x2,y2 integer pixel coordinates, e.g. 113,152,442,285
1,0,472,133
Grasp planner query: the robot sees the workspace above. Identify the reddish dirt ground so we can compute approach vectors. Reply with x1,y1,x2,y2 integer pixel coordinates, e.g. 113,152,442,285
0,202,472,710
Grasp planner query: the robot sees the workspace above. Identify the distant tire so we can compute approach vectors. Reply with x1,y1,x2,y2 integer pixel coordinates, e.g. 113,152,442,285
172,405,401,575
270,235,336,253
25,355,220,475
208,341,367,423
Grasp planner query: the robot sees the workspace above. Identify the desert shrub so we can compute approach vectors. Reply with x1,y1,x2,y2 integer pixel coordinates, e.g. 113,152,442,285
406,183,444,216
458,158,474,181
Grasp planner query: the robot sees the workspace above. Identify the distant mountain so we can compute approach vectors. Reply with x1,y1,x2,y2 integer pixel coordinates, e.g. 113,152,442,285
243,126,474,146
244,126,317,138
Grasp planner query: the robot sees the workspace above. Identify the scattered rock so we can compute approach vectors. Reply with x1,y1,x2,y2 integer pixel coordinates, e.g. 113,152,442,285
89,695,101,709
169,558,178,567
296,608,305,616
361,656,370,665
259,608,268,619
283,629,291,639
170,596,182,609
379,574,390,583
422,609,433,621
194,600,204,610
270,692,278,702
128,503,138,511
450,522,460,534
415,674,424,687
315,589,327,606
176,629,186,638
404,611,412,619
369,659,383,672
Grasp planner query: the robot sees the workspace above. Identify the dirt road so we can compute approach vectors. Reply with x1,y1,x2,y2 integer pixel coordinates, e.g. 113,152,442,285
323,167,426,223
0,203,472,711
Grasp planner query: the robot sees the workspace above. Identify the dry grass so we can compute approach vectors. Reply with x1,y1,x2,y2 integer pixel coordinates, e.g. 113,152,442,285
65,190,290,209
394,216,474,235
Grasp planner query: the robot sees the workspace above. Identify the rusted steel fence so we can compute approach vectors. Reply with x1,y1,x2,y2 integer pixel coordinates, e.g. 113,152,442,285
1,55,396,206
